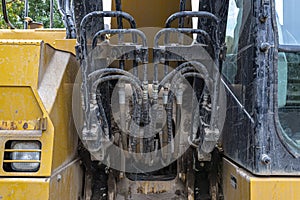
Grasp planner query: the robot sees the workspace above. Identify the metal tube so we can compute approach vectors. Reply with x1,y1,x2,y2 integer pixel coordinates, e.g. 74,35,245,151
154,28,212,48
80,11,137,57
92,29,147,49
115,0,123,29
50,0,54,28
178,0,186,44
165,11,218,28
179,0,186,27
24,0,29,29
65,0,70,14
115,0,125,69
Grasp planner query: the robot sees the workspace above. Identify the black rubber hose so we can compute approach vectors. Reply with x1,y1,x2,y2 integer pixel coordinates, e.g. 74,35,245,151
80,11,136,57
2,0,15,29
91,76,143,98
165,11,218,28
115,0,125,70
88,68,143,87
158,66,195,92
154,28,212,48
159,61,213,92
179,0,186,28
91,75,143,142
92,29,147,49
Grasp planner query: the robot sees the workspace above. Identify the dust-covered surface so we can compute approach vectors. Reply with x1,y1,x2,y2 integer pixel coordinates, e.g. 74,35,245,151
116,192,187,200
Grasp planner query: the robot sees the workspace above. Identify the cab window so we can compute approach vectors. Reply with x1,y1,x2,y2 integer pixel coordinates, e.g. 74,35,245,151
276,0,300,149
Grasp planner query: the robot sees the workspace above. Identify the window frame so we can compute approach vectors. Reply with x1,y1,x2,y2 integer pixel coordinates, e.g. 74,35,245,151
273,0,300,157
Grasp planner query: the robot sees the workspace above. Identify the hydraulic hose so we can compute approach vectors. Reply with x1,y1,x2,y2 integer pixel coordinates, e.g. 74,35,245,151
88,68,143,87
1,0,15,29
91,76,142,98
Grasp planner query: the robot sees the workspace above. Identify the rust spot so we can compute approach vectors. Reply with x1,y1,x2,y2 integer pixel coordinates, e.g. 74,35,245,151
137,186,143,194
10,122,16,130
23,122,28,129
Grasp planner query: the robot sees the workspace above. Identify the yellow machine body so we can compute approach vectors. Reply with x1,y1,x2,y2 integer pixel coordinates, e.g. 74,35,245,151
0,29,82,199
0,1,299,199
223,158,300,200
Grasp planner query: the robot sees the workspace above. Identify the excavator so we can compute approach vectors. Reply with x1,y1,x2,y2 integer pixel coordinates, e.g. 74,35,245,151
0,0,300,199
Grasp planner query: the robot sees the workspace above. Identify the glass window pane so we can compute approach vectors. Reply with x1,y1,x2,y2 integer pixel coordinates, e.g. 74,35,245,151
223,0,240,84
223,0,253,105
276,0,300,45
278,52,300,146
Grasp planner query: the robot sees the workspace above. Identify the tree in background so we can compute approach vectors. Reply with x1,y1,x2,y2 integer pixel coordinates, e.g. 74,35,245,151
0,0,24,28
0,0,64,29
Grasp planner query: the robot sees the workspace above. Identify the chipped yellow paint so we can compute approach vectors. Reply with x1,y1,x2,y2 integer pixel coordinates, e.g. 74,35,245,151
0,87,54,176
0,178,49,200
0,87,43,120
223,158,300,200
0,160,82,200
0,120,40,130
49,159,83,200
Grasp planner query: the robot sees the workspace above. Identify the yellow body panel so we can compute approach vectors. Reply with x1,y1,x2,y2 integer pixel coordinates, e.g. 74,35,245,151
0,178,49,200
46,48,79,171
223,158,300,200
0,29,83,199
0,29,76,54
0,159,82,200
0,40,42,87
49,159,83,200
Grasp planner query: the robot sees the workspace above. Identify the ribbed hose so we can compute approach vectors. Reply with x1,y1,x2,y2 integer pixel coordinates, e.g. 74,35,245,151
96,93,110,137
166,91,175,156
130,91,142,153
88,68,142,87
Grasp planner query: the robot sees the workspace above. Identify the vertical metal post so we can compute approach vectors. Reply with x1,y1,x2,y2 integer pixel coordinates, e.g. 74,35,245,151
24,0,29,29
50,0,54,28
179,0,186,27
115,0,125,71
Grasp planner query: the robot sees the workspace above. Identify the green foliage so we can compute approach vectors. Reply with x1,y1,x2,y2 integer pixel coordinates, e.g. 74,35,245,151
28,0,64,28
0,0,24,28
0,0,64,29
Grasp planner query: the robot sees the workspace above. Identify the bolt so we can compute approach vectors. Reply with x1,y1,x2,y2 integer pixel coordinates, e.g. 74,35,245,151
260,42,271,52
105,167,109,174
119,172,124,179
261,154,271,165
259,15,268,23
57,174,62,182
